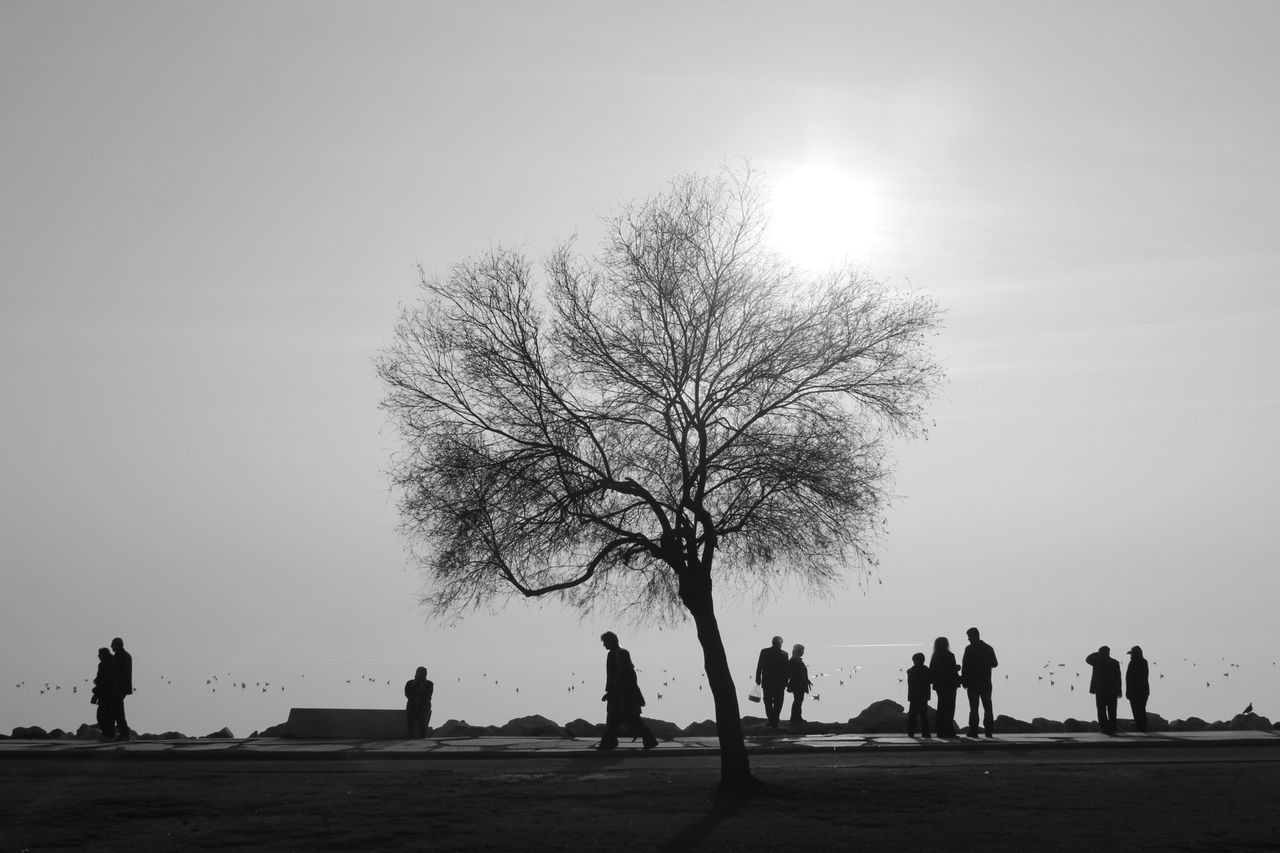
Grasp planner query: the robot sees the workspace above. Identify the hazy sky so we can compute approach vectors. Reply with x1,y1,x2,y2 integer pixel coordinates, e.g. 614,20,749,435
3,1,1278,737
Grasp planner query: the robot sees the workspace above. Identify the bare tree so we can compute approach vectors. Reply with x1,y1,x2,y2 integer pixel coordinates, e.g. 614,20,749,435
378,166,943,788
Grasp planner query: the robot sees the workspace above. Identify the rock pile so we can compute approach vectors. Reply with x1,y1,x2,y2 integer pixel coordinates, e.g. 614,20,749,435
8,704,1277,741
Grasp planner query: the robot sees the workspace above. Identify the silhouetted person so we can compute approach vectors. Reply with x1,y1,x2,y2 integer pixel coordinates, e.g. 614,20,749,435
929,636,961,738
961,627,997,738
1126,646,1150,733
1086,645,1122,735
90,647,116,739
405,666,434,738
787,643,812,726
109,637,133,741
755,635,790,731
596,631,657,750
906,652,931,738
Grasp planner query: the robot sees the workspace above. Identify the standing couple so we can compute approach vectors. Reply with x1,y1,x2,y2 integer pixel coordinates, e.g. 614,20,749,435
755,636,813,730
91,637,134,741
928,627,998,739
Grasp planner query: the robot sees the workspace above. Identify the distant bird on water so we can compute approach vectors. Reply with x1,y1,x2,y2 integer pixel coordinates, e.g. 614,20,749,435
1243,703,1253,714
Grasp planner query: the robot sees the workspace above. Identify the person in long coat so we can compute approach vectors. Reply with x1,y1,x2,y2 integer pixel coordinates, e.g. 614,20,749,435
90,647,116,739
1086,645,1123,735
755,636,790,731
109,637,133,742
1125,645,1150,733
404,666,434,738
929,637,961,738
786,643,812,726
961,627,998,738
596,631,657,750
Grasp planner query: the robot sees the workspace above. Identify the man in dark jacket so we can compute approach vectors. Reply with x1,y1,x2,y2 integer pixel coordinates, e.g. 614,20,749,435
596,631,657,750
1086,645,1123,735
755,636,790,731
404,666,434,738
961,627,998,738
109,637,133,742
1125,645,1150,733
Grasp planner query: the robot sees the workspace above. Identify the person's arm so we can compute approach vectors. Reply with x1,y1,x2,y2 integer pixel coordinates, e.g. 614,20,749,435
755,651,764,686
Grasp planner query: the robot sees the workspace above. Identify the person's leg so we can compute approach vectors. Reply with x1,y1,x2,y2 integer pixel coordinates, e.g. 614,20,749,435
966,687,980,736
937,690,955,737
406,708,415,739
96,702,114,739
1108,697,1119,734
633,713,658,749
114,697,129,740
981,689,994,736
1131,698,1147,732
599,708,620,749
790,693,804,723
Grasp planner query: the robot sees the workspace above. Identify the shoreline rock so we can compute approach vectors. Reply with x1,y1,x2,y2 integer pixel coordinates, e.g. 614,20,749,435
9,704,1277,741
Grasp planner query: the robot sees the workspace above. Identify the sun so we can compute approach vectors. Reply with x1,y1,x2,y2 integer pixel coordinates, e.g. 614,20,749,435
767,163,883,272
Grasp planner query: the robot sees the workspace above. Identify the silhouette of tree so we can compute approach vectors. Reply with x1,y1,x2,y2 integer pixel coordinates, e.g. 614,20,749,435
378,165,943,788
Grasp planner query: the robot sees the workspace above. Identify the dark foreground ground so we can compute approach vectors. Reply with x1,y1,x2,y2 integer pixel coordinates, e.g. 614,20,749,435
3,747,1279,851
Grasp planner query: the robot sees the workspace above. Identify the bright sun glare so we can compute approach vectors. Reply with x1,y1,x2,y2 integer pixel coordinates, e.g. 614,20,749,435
767,163,883,272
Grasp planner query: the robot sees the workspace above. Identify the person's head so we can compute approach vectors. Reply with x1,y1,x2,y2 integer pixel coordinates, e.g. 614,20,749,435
792,643,805,658
415,666,427,680
771,636,783,649
600,631,619,650
111,637,124,652
933,636,950,653
966,627,980,642
1099,645,1111,657
912,652,926,665
1127,645,1143,659
98,647,111,662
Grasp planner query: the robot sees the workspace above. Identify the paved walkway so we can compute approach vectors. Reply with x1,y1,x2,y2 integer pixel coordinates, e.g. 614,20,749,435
3,729,1277,759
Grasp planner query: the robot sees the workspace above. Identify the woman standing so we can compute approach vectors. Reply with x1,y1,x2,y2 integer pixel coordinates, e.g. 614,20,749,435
929,636,961,738
90,647,116,740
786,644,812,726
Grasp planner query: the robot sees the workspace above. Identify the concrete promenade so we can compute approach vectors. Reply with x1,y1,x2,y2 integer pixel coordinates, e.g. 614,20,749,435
4,728,1278,760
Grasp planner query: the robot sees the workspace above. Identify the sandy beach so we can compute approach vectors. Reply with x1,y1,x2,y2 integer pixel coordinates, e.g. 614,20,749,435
3,744,1279,851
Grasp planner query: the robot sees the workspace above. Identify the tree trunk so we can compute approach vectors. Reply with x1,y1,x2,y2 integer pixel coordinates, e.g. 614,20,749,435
683,589,753,788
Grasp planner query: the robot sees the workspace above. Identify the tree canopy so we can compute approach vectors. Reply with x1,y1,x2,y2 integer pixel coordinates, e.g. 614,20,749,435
379,165,943,786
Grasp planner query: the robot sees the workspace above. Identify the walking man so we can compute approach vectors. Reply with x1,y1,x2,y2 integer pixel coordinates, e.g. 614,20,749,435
595,631,658,750
755,636,790,731
1086,645,1122,735
109,637,133,741
961,627,997,738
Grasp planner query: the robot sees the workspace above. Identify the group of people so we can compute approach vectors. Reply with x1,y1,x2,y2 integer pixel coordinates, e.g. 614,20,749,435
205,630,1151,748
904,627,999,738
1085,644,1150,734
89,637,134,741
754,636,813,730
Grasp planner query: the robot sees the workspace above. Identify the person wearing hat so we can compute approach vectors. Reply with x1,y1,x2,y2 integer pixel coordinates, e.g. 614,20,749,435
1085,645,1123,735
1125,646,1150,733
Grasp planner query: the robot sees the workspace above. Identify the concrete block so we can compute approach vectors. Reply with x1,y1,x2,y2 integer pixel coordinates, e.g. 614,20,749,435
284,708,406,739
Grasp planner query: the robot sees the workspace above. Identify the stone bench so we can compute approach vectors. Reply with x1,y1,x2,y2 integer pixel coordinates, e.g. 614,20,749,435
282,708,407,739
